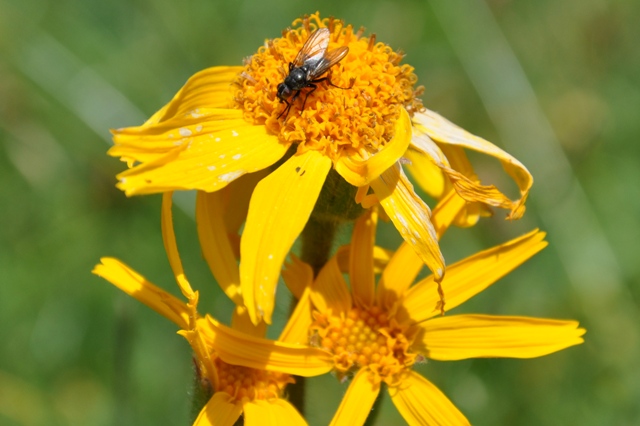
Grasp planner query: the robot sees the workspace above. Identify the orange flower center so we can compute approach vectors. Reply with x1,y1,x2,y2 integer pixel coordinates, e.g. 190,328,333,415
312,305,416,385
214,358,294,402
234,12,423,162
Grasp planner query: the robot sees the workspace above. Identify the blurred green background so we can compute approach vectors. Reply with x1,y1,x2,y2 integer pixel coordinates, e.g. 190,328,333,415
1,0,638,424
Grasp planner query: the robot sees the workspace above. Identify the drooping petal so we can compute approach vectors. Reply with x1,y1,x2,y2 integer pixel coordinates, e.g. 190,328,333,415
404,146,446,199
397,230,547,324
115,118,289,196
412,109,533,219
279,287,313,346
203,316,333,377
222,171,268,235
231,306,267,339
389,371,470,426
244,399,307,426
196,191,242,304
193,392,243,426
335,108,412,187
161,192,195,299
349,208,377,308
310,255,352,318
282,254,314,301
415,314,586,360
377,188,467,310
329,369,380,426
92,258,189,329
370,163,445,285
240,150,332,324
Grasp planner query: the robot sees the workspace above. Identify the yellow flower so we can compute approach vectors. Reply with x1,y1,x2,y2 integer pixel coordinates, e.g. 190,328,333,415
243,193,582,425
92,193,332,426
109,12,532,325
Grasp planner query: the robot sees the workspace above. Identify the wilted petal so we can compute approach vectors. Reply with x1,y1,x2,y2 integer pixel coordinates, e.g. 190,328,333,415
397,229,547,324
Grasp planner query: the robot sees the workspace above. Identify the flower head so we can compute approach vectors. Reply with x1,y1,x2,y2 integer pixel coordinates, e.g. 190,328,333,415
92,193,332,425
287,194,584,424
109,12,533,325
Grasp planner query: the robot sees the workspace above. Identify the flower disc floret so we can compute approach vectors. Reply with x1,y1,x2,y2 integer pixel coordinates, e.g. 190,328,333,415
234,12,424,161
214,357,294,402
312,306,417,385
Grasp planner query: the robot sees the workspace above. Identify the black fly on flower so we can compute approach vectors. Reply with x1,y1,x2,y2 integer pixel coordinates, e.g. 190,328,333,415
277,28,353,119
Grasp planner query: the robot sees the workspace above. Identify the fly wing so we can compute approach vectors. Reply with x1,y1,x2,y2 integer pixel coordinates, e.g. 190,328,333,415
308,46,349,79
293,28,330,67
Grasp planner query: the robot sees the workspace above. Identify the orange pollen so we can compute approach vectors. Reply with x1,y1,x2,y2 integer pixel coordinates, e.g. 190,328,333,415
312,305,416,384
233,12,424,162
213,358,294,402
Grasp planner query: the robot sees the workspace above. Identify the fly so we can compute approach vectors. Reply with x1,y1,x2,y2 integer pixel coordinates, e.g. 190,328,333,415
277,28,352,120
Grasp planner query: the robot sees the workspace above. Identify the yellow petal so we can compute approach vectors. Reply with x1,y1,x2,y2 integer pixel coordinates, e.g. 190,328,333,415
397,230,547,324
279,287,313,345
413,109,533,220
335,108,412,186
349,208,377,308
196,191,242,304
161,192,195,299
329,369,380,426
430,189,469,239
282,254,314,301
231,306,267,339
336,244,393,275
405,147,446,199
145,66,242,126
92,258,189,329
203,316,333,377
223,170,269,234
310,255,352,318
193,392,243,426
415,314,586,360
370,163,445,284
376,241,423,312
244,399,307,426
240,150,332,324
389,371,470,426
115,120,289,196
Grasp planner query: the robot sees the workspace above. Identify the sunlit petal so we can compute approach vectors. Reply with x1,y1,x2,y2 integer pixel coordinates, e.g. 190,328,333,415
310,255,352,318
282,254,314,301
161,192,195,298
329,369,380,426
193,392,243,426
279,288,313,345
116,121,289,195
397,230,547,324
244,399,307,426
415,314,586,360
196,191,241,304
350,209,377,308
389,371,470,426
405,146,446,199
203,316,333,377
371,163,445,284
92,258,189,328
335,108,412,186
231,306,267,339
413,109,532,219
240,150,332,324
